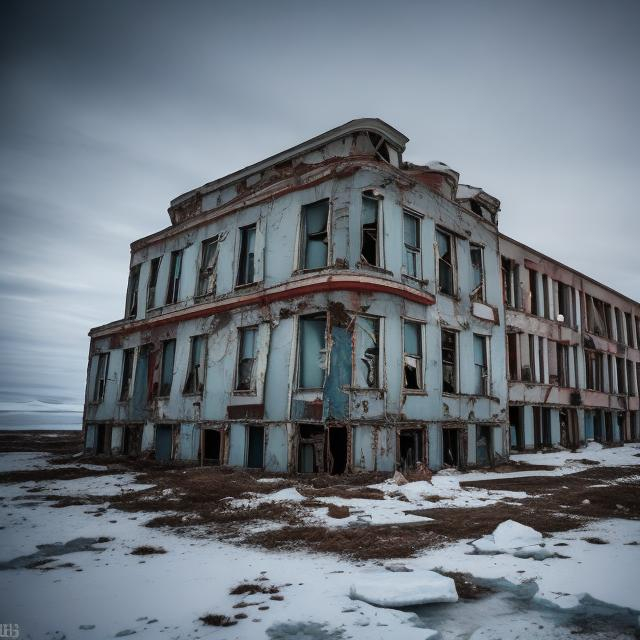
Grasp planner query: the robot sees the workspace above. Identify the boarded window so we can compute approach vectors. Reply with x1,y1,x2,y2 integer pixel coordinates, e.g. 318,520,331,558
119,348,135,401
237,224,256,286
361,195,379,266
403,320,422,390
403,211,420,278
165,250,183,305
159,339,176,396
126,264,141,319
93,353,109,402
436,229,455,295
353,316,379,388
184,335,206,394
298,315,326,389
441,329,457,394
300,200,329,270
146,256,161,310
236,327,257,391
470,244,484,301
473,334,489,395
197,237,220,297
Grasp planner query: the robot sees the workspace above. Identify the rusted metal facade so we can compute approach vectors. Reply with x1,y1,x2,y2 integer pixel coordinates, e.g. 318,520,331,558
82,118,640,473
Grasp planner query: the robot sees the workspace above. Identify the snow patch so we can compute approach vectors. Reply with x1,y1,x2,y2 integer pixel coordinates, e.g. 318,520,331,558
472,520,543,555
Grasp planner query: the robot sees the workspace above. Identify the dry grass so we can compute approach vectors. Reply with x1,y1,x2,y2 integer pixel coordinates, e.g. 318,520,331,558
230,583,279,595
130,545,166,555
326,504,350,519
199,614,237,627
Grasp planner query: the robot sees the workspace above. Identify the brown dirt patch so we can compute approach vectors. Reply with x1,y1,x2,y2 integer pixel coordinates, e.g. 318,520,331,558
199,614,236,627
0,468,115,484
435,570,495,599
326,504,350,519
130,545,166,555
0,430,82,454
230,583,279,595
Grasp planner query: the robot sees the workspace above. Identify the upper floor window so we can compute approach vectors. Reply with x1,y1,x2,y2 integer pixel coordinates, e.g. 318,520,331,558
353,316,379,389
470,244,485,302
615,308,625,343
165,249,183,305
403,320,423,390
441,329,458,394
556,343,570,388
235,326,258,392
298,314,327,389
146,257,161,311
473,334,489,395
557,282,575,326
585,349,604,391
501,257,521,309
299,200,329,270
237,224,256,286
159,339,176,397
529,269,539,316
403,211,421,278
361,194,381,267
625,312,635,348
197,237,220,297
541,274,550,319
93,353,110,402
184,335,206,394
119,348,135,401
126,264,141,319
436,228,455,296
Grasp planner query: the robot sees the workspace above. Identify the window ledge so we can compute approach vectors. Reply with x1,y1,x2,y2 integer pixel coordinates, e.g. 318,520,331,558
232,390,257,397
403,389,428,396
234,281,262,292
356,262,393,277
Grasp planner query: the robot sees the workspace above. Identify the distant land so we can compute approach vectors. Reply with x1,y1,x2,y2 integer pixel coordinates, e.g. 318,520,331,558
0,400,82,431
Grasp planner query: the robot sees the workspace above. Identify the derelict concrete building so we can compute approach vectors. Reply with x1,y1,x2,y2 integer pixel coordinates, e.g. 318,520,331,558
83,118,510,472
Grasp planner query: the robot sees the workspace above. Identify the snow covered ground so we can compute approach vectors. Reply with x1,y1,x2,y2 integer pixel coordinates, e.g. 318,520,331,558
0,444,639,639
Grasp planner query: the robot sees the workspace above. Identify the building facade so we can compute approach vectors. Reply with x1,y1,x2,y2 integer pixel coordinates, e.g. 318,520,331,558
83,118,639,472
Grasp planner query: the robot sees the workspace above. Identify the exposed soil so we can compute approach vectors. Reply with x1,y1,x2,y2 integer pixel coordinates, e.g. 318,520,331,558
130,545,167,555
0,430,82,454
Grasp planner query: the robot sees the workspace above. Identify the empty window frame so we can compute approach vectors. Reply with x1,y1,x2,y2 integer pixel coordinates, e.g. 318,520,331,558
403,320,423,390
473,334,489,395
625,312,635,348
541,275,550,319
159,339,176,396
585,350,604,391
616,356,626,394
353,316,380,388
635,317,640,349
126,264,141,319
528,334,537,382
197,237,220,297
470,243,485,302
436,228,455,295
557,282,575,326
236,224,256,286
93,353,110,402
556,343,570,388
501,257,521,308
146,256,162,310
299,200,329,270
507,332,519,381
235,326,258,392
627,359,636,396
361,194,380,266
441,329,458,394
184,335,207,394
603,302,613,339
615,308,624,343
165,249,183,305
119,348,135,401
402,211,421,278
529,269,539,316
298,314,327,389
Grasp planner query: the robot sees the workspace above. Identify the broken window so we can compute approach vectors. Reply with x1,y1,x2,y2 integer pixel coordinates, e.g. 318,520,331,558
603,302,613,338
627,359,636,396
197,236,220,297
527,334,537,382
615,308,624,343
541,275,550,319
436,228,455,296
184,335,206,394
557,343,570,388
300,200,329,270
625,312,634,348
159,339,176,396
236,224,256,286
126,264,141,319
616,356,626,394
361,194,380,266
507,332,519,381
353,316,379,388
93,353,109,402
235,326,257,391
441,329,457,394
557,282,575,326
146,256,161,310
470,243,485,302
165,249,183,305
298,314,326,389
635,317,640,349
403,320,423,390
473,334,489,395
119,348,135,401
403,211,421,278
529,269,539,316
501,257,521,308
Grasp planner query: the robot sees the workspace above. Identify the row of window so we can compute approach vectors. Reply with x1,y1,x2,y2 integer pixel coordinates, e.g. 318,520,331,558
584,350,639,395
585,293,640,348
92,317,492,403
125,196,489,319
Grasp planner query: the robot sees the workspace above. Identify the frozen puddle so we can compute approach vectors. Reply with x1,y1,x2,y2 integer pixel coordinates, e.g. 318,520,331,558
409,577,640,640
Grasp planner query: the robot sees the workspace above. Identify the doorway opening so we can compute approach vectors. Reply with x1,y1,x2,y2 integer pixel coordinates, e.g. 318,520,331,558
443,428,461,467
398,429,423,473
155,424,174,461
328,426,348,475
298,424,325,473
247,426,265,468
476,425,493,467
96,424,107,455
203,429,221,464
509,406,524,451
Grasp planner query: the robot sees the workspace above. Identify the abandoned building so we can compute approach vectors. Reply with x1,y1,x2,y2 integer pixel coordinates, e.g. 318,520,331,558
83,118,640,472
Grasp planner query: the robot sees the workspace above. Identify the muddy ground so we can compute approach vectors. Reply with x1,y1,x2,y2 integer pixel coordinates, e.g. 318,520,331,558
1,430,639,560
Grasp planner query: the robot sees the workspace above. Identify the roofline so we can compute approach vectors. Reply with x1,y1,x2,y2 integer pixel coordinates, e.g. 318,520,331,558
499,233,640,307
170,118,409,207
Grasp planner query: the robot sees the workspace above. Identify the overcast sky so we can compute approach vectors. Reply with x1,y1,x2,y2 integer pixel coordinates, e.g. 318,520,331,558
1,0,639,406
